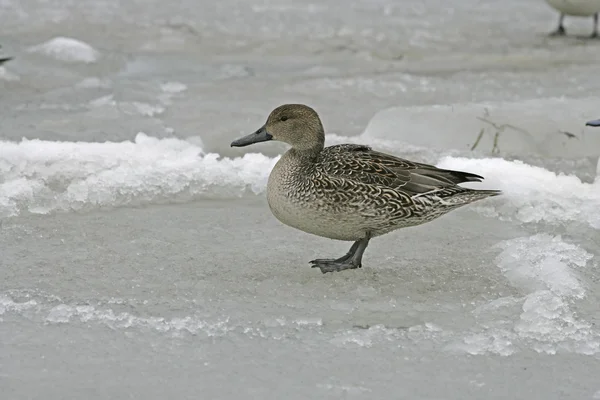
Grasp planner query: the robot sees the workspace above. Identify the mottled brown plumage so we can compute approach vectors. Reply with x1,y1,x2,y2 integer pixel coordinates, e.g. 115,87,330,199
231,104,501,273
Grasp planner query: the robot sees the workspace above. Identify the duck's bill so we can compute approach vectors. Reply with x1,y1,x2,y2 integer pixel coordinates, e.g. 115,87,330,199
230,126,273,147
586,119,600,127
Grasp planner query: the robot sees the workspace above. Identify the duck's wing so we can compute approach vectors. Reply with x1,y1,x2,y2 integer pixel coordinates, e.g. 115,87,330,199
319,144,485,195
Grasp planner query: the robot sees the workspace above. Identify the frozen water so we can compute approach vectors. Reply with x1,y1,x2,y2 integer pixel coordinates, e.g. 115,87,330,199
365,97,600,158
1,0,600,399
0,66,19,81
494,234,591,298
437,157,600,228
0,133,278,217
27,37,100,63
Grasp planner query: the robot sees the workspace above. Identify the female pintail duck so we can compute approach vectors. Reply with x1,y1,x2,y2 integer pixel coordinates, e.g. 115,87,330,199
545,0,600,37
231,104,501,273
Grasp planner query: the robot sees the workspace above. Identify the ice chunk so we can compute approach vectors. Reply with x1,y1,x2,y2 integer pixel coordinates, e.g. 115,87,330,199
493,234,591,298
0,295,38,315
515,291,600,355
160,81,187,93
42,301,233,336
46,304,74,323
437,156,600,228
0,133,278,217
451,332,515,356
491,235,599,355
453,234,598,356
76,77,111,88
28,37,100,63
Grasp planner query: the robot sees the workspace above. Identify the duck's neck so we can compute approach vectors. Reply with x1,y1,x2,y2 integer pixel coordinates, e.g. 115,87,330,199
288,145,323,162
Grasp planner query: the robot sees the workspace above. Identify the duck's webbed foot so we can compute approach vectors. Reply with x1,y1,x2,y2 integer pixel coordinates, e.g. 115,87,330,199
310,259,363,273
550,26,566,36
309,233,371,274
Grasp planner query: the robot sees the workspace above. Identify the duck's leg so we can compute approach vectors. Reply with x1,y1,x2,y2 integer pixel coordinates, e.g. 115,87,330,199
550,13,566,36
592,13,599,38
310,232,371,274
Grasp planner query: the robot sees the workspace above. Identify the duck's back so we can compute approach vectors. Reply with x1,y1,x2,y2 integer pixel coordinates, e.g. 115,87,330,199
317,144,485,194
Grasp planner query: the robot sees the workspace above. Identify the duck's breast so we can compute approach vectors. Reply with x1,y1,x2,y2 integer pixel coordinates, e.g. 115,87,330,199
266,155,369,241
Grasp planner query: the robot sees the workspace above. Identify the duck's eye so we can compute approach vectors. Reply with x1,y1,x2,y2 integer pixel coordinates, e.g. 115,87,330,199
280,116,288,122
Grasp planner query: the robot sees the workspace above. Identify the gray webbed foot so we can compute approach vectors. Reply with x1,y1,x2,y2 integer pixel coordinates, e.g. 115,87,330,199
309,253,353,265
308,233,371,274
310,259,362,274
549,26,566,36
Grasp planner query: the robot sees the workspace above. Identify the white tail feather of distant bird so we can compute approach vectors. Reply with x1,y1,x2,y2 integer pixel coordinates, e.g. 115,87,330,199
544,0,600,37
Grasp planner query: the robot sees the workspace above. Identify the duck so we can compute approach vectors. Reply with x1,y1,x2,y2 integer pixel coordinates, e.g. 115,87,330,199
586,118,600,126
544,0,600,37
231,104,501,273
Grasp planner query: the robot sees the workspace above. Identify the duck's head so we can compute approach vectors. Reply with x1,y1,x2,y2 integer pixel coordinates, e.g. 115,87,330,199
231,104,325,151
586,119,600,127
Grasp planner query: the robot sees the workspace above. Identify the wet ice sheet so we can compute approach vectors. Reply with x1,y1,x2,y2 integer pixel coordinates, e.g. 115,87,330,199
0,196,598,347
1,201,599,398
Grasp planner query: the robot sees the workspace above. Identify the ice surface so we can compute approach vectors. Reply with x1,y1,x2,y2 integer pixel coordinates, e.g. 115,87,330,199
365,98,600,158
494,234,590,298
27,37,100,63
45,303,232,336
0,66,19,81
160,81,187,94
451,234,599,357
0,294,38,316
75,77,111,89
516,290,599,355
2,0,600,397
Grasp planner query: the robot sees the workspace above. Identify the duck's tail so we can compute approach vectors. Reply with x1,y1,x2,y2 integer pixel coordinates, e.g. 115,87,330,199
450,188,502,206
414,164,487,186
474,188,502,197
